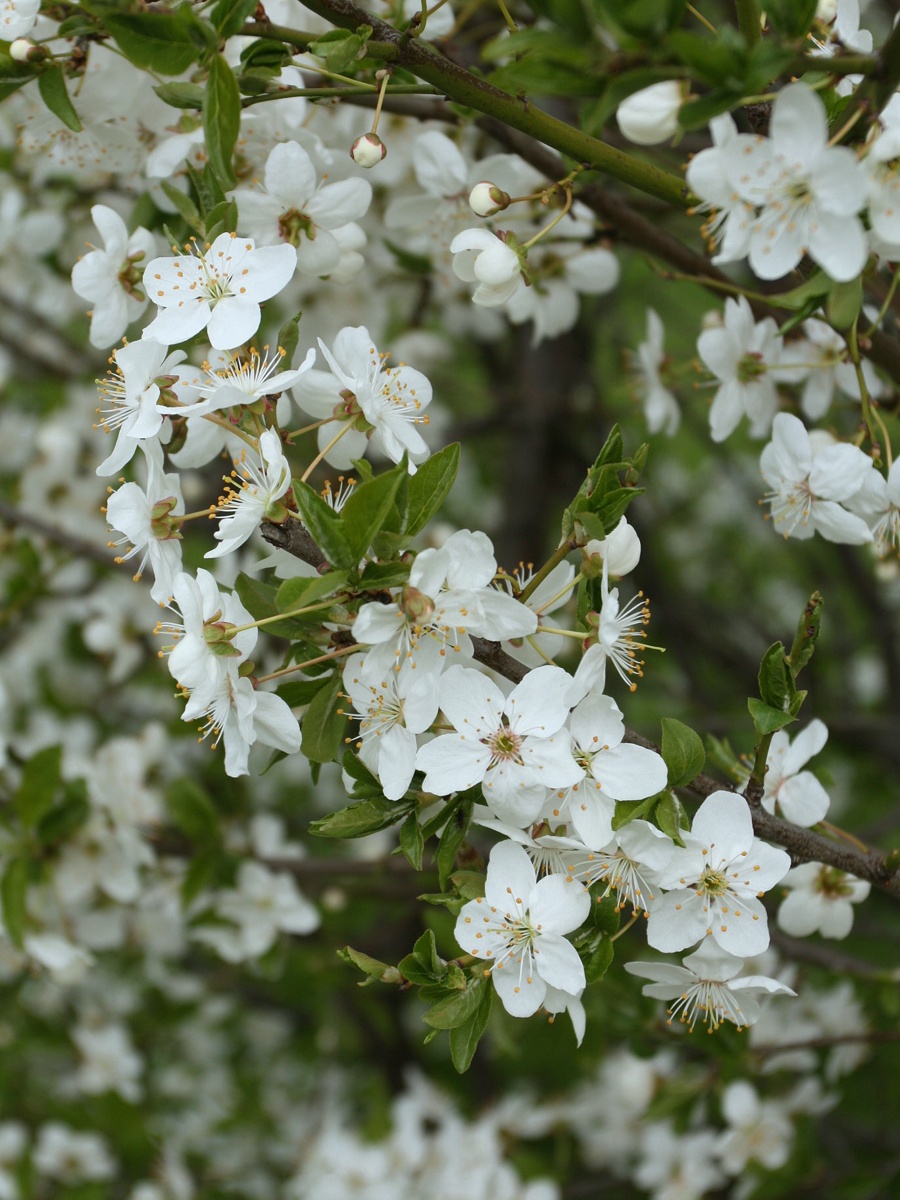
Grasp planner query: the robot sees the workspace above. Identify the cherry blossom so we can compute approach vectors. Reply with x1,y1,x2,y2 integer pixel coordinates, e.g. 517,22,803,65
71,205,156,349
777,863,871,940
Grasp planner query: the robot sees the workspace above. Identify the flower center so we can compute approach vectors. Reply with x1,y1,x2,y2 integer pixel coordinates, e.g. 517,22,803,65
698,865,729,897
278,208,315,246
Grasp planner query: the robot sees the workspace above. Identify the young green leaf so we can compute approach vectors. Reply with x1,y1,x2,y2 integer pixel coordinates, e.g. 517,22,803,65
301,670,347,764
37,68,83,132
660,718,705,788
203,55,241,190
449,981,493,1073
404,443,460,537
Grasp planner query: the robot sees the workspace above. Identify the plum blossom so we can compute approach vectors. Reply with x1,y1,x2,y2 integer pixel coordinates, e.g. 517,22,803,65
454,840,590,1016
233,139,371,277
95,339,195,477
762,719,831,826
715,1081,795,1173
647,790,791,956
193,862,318,961
1,0,40,43
544,694,668,849
633,308,680,436
616,81,683,145
416,664,579,825
626,940,796,1031
294,325,432,472
105,445,184,604
777,863,870,940
142,233,296,350
449,228,525,307
205,428,292,559
715,82,868,282
353,528,537,678
342,650,439,800
760,412,874,544
71,205,156,348
697,296,783,443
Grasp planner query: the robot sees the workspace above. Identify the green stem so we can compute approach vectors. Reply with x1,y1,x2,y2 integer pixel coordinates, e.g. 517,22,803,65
518,538,577,604
735,0,760,46
269,0,692,207
746,731,773,804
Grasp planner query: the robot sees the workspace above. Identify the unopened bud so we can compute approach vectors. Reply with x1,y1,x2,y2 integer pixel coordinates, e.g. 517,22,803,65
468,181,511,218
10,38,46,63
350,133,386,169
583,517,641,579
399,584,435,623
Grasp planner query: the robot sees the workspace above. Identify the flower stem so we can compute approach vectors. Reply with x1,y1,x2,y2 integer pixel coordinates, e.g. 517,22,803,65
518,539,577,604
255,642,364,684
300,423,354,482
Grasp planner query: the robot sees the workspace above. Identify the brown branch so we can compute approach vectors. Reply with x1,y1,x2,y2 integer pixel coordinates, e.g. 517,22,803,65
771,928,899,980
0,499,114,567
260,517,329,569
753,1030,900,1058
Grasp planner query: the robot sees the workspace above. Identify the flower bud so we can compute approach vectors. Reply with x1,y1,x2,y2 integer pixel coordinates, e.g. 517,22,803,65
468,181,511,218
10,38,46,63
616,81,683,146
583,516,641,578
350,133,387,169
399,585,435,624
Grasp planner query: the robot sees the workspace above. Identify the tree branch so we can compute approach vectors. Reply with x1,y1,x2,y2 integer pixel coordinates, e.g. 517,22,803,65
269,0,691,206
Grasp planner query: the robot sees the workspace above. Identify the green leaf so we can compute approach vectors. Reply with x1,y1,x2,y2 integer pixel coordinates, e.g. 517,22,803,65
660,718,705,788
449,981,493,1073
656,792,688,847
13,745,62,829
1,858,28,950
0,52,37,102
404,443,460,536
301,671,347,764
358,561,411,589
181,852,221,906
436,798,473,888
167,779,220,844
399,929,446,985
233,573,313,639
340,466,406,563
765,0,817,37
591,891,621,937
758,641,790,710
275,570,348,615
423,979,486,1029
154,81,205,109
787,591,824,677
770,270,831,312
35,781,90,846
668,30,745,86
612,795,659,830
102,9,199,75
275,678,330,708
678,88,744,131
827,275,863,330
292,481,355,569
399,814,424,869
338,945,402,986
204,54,241,190
159,180,203,233
310,796,413,838
308,26,372,74
211,0,258,38
342,749,384,798
449,869,486,900
747,697,797,735
204,197,239,241
277,311,303,364
37,68,82,132
584,933,614,984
